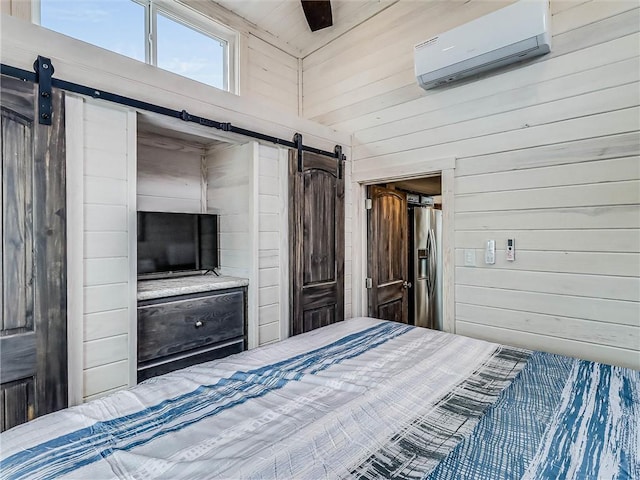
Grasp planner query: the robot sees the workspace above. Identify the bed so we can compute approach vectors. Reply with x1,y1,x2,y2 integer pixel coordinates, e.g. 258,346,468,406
1,317,638,479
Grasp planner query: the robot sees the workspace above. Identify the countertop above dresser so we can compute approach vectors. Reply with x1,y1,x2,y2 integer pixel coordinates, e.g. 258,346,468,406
137,275,249,301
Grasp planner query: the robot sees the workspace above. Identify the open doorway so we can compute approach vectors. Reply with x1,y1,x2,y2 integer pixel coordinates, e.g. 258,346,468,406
366,175,443,329
351,158,455,333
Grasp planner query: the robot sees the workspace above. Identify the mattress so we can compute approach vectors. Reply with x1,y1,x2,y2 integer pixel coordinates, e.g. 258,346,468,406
1,317,638,479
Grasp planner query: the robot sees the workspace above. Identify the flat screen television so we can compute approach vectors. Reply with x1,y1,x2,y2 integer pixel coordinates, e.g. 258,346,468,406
137,211,218,277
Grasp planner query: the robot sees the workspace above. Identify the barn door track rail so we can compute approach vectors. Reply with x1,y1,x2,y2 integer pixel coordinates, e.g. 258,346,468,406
1,56,346,169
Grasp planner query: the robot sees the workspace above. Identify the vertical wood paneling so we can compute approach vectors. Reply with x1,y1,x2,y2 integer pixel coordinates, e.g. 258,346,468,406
2,111,33,332
289,151,345,336
304,0,640,368
33,85,69,415
3,0,31,21
303,172,336,284
1,77,67,427
2,380,33,431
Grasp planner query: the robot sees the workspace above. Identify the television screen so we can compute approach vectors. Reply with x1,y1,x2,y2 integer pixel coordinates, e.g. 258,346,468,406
137,211,218,276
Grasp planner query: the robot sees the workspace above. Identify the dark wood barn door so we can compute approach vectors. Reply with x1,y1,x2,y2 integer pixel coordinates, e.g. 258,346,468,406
1,75,67,431
289,150,344,335
367,185,409,323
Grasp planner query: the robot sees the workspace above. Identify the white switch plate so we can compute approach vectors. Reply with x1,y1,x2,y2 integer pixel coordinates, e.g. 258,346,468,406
464,249,476,266
485,240,496,265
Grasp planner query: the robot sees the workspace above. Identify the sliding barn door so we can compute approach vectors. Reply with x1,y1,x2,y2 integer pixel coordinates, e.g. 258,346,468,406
289,150,344,335
367,186,409,323
0,75,67,431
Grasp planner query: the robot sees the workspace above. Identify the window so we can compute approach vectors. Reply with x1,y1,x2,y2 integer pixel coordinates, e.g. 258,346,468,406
39,0,236,92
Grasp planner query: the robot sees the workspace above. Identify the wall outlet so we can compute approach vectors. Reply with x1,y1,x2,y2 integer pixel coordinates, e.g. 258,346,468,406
485,240,495,265
464,249,476,266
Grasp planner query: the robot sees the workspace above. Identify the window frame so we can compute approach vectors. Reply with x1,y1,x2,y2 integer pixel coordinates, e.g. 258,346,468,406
35,0,238,93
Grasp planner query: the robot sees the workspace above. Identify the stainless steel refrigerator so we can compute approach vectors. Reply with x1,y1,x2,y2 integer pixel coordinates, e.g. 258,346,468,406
409,206,443,330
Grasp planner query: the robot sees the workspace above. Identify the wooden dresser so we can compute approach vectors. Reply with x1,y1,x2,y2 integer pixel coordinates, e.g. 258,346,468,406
137,276,248,382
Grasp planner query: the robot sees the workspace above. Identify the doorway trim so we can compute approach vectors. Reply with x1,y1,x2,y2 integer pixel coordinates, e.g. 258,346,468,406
351,157,456,333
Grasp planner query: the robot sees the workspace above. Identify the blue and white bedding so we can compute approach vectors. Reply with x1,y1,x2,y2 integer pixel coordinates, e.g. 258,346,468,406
1,317,638,479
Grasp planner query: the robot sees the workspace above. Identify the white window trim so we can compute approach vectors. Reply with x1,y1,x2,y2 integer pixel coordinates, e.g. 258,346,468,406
34,0,239,94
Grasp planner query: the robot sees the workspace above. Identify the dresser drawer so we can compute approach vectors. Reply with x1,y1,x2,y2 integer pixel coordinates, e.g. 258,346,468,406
138,289,244,363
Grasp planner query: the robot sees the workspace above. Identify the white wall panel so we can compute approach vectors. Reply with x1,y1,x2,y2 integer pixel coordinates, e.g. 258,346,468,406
455,285,640,326
245,35,298,116
84,232,128,258
258,322,280,345
455,205,640,231
455,156,640,194
84,258,130,286
257,145,288,345
79,102,136,400
456,321,638,370
84,335,129,370
137,137,203,213
303,0,640,368
83,361,129,400
206,143,253,276
84,309,129,342
84,148,128,179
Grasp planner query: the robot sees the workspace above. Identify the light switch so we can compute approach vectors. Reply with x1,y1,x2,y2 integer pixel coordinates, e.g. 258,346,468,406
485,240,496,265
464,249,476,266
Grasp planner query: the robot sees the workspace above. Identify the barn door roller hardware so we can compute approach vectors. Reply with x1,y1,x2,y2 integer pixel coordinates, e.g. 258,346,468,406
293,134,346,176
294,133,304,172
34,55,53,125
335,145,345,179
1,57,344,162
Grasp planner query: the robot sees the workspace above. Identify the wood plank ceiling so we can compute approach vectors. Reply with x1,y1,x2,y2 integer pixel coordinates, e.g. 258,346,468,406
212,0,398,57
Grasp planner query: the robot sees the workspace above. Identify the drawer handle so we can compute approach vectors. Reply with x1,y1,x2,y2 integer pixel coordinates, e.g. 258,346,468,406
194,320,204,328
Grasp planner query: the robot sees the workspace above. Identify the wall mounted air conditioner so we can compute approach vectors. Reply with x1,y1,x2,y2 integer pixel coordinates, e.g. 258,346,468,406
414,0,551,90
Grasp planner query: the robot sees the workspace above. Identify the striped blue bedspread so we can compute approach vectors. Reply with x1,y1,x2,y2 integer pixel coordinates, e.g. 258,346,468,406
1,317,638,479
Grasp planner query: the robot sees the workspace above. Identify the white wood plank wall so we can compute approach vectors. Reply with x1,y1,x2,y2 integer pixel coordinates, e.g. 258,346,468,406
257,145,281,344
206,143,253,278
245,35,299,116
303,0,640,369
82,102,136,401
137,135,205,213
257,145,286,345
344,157,353,319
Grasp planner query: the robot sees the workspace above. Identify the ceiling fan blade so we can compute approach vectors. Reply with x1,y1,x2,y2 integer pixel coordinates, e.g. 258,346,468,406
301,1,333,32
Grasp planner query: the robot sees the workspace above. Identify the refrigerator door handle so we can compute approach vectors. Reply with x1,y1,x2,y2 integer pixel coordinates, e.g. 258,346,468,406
428,228,437,296
425,229,432,294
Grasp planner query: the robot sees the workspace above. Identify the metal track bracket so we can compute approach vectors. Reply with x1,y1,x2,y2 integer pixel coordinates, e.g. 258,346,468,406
335,145,345,179
33,56,54,125
294,133,303,172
